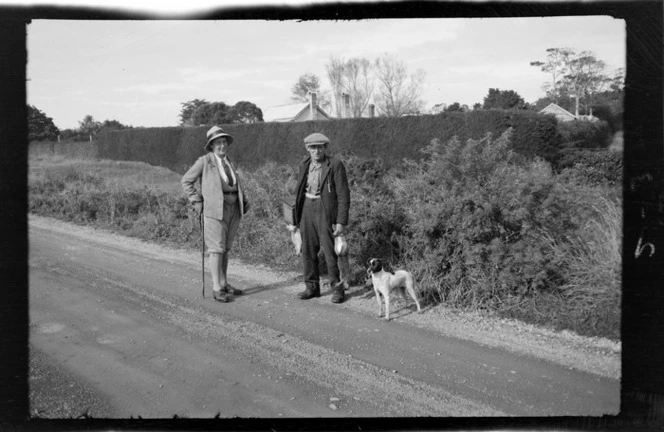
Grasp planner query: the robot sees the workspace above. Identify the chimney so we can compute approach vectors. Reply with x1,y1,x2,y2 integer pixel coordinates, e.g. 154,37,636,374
343,93,351,118
309,92,317,121
369,104,375,118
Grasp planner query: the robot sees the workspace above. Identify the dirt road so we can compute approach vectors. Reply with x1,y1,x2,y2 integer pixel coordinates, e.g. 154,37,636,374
28,215,620,418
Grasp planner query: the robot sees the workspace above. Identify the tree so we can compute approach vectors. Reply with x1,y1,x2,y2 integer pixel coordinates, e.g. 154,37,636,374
227,101,264,123
473,103,482,110
179,99,209,127
291,73,321,102
291,73,332,113
325,56,346,117
98,119,133,135
190,102,230,126
445,102,463,112
28,105,59,142
374,53,426,117
482,88,527,110
78,115,101,142
531,48,614,116
324,56,375,117
530,47,575,104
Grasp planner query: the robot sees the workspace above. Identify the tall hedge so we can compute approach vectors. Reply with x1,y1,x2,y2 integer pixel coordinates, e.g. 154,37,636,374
557,120,611,149
97,110,562,174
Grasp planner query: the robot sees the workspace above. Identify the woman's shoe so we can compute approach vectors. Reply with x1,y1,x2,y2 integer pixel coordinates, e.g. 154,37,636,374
213,290,230,303
223,284,243,295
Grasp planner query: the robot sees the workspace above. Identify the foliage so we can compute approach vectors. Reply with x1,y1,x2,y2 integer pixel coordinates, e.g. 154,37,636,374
96,110,563,174
531,47,622,117
557,120,611,149
291,73,331,112
374,53,426,117
190,102,230,126
444,102,463,112
79,115,101,140
557,149,623,186
179,99,209,127
226,101,264,124
29,143,621,339
28,105,59,142
324,57,373,117
482,88,527,110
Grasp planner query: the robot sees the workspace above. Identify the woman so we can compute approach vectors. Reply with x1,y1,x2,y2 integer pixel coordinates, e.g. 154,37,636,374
182,126,248,303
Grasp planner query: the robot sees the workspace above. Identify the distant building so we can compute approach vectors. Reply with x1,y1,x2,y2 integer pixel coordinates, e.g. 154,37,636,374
539,103,577,122
263,92,331,122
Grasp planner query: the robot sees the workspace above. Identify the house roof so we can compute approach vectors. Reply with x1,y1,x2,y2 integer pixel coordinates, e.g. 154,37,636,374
539,103,576,120
263,102,331,122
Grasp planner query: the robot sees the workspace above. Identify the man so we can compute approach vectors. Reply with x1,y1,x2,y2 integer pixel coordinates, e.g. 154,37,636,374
289,132,350,303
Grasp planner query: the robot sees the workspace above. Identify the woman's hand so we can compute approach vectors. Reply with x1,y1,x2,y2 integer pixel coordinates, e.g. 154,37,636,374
192,202,203,218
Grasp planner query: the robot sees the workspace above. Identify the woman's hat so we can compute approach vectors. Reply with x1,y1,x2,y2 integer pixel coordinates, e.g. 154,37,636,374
205,126,234,151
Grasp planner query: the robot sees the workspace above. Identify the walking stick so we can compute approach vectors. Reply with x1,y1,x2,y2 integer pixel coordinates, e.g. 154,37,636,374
199,213,205,298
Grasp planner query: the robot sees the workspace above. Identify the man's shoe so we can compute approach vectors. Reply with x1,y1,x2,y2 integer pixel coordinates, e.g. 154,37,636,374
223,284,243,295
298,287,320,300
331,283,345,303
212,290,230,303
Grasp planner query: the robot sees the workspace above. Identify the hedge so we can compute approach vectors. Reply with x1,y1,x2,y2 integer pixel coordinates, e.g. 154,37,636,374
557,148,623,186
557,120,611,149
95,110,562,174
29,141,98,159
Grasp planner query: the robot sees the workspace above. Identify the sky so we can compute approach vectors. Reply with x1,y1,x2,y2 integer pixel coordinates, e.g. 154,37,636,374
26,10,625,130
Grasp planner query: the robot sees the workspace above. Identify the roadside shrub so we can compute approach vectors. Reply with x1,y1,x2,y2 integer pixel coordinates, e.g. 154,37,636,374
557,148,623,186
557,120,611,149
28,144,621,339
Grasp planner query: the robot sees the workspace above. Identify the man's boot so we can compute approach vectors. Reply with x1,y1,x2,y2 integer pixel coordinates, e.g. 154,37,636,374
330,281,345,304
298,283,320,300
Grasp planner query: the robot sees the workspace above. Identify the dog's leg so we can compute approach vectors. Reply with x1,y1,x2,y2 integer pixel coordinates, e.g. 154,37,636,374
384,292,391,321
405,278,422,313
373,288,383,317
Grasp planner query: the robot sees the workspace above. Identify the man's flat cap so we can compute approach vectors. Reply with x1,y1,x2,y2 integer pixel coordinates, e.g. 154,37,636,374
304,132,330,146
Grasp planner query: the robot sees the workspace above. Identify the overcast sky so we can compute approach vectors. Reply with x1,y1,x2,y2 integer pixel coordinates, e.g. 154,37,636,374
27,14,625,130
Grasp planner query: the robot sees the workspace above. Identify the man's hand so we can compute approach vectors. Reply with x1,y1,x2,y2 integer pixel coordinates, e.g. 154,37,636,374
332,223,345,236
192,202,203,218
286,224,298,233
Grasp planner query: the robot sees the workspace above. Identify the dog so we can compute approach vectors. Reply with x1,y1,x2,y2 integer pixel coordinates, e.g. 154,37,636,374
367,258,421,320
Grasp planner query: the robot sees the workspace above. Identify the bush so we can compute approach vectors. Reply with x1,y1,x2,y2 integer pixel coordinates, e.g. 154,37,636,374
557,120,611,149
557,149,623,186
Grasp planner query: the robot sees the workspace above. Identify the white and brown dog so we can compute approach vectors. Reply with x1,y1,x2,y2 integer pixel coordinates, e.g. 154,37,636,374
367,258,422,320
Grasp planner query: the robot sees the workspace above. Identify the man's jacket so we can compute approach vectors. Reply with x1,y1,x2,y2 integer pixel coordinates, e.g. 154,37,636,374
294,155,350,228
181,153,246,220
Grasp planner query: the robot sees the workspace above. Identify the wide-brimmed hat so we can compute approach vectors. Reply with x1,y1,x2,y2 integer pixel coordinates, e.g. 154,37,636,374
205,126,234,151
304,132,330,147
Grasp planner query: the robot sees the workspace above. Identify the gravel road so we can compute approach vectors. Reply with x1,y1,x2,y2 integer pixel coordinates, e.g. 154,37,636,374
28,215,620,418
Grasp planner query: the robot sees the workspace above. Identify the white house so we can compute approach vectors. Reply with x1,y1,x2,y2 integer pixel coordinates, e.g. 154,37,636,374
263,92,331,122
539,103,577,122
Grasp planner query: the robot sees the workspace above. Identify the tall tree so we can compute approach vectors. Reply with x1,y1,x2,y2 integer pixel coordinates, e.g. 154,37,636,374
374,53,426,117
190,102,230,126
530,47,575,104
291,73,322,102
325,56,346,117
179,99,209,127
343,57,374,117
444,102,463,112
291,73,332,113
531,48,614,116
27,105,59,142
78,114,101,142
482,88,527,110
227,101,264,123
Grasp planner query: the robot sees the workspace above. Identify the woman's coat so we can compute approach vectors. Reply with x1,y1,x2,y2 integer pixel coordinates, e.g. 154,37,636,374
181,152,246,220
